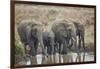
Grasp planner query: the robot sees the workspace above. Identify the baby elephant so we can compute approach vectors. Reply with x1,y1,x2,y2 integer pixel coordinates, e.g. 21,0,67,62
42,30,55,55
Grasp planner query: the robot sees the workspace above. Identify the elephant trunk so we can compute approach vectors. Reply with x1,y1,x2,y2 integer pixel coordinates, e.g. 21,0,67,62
72,36,77,49
37,32,44,54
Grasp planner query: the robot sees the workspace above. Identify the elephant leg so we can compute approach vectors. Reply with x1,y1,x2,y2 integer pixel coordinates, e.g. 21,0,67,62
37,35,44,55
50,38,54,55
44,46,48,56
66,38,70,48
52,45,55,55
47,46,50,55
78,35,81,49
62,40,67,54
68,38,73,49
32,40,38,56
55,42,59,53
69,32,77,50
34,46,37,55
82,35,85,49
74,37,77,49
50,46,52,55
58,43,62,54
54,45,56,54
72,34,77,50
58,43,62,63
50,45,55,63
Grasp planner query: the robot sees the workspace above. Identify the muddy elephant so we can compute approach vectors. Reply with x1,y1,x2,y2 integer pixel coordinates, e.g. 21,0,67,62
17,21,44,56
52,19,77,54
43,30,55,55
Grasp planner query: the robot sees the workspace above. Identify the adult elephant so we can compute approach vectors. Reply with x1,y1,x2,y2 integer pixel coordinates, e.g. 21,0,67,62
52,19,77,54
73,22,85,49
17,20,44,57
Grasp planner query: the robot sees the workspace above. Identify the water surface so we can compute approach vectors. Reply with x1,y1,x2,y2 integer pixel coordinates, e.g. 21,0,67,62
25,51,94,65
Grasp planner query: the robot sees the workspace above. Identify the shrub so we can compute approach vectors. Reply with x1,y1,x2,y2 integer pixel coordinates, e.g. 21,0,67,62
15,42,25,64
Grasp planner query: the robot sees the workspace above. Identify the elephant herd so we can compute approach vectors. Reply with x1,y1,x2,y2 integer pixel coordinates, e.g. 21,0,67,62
17,19,85,57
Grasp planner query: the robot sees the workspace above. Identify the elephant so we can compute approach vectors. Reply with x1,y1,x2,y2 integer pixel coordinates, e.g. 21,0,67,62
52,19,77,54
42,30,55,55
73,22,85,49
17,21,44,57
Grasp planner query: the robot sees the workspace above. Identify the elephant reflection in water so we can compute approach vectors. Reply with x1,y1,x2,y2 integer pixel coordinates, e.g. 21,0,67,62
61,52,86,63
44,52,86,64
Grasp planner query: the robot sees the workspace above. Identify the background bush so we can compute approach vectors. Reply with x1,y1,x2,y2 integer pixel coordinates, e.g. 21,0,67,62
15,42,25,64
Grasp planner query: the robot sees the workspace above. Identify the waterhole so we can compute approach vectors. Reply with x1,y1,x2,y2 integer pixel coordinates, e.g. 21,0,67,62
25,51,94,65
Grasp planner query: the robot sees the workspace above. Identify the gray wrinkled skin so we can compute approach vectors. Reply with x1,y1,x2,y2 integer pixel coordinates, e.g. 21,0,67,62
73,22,85,49
43,30,55,55
52,19,77,54
17,20,44,56
52,19,85,54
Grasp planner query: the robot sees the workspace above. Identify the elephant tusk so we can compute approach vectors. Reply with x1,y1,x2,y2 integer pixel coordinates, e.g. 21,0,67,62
72,37,75,41
38,43,40,46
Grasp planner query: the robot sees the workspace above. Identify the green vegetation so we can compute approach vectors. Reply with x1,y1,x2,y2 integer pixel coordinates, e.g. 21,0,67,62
15,42,25,56
15,42,25,64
